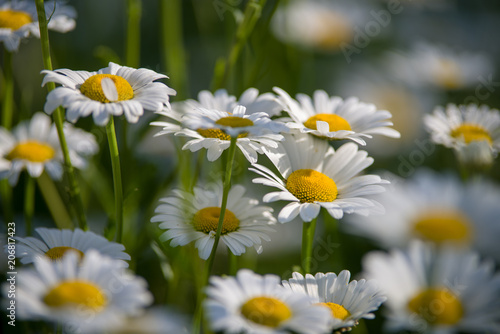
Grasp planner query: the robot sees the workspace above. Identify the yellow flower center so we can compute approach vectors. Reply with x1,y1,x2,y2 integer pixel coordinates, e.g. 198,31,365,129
0,10,32,30
315,12,353,50
451,123,492,145
286,169,338,203
303,114,352,134
240,296,292,328
215,116,254,128
80,74,134,103
6,141,55,163
435,59,463,89
413,210,471,244
45,247,85,261
318,302,351,320
408,288,463,325
44,280,107,311
192,207,239,234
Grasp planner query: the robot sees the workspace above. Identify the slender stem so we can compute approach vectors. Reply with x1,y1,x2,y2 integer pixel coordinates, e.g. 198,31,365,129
24,176,35,236
301,218,317,274
228,252,238,276
2,49,14,130
106,117,124,243
211,0,266,90
160,0,188,99
0,180,13,225
35,0,87,230
125,0,142,68
37,172,73,229
193,136,238,334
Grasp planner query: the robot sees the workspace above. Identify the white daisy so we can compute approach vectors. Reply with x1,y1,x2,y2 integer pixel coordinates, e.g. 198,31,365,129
0,0,76,52
363,241,500,333
42,62,176,126
387,43,494,90
204,269,332,334
175,87,283,117
13,227,131,265
152,104,287,163
251,133,388,223
343,169,500,263
0,112,98,185
13,250,153,333
282,271,386,331
151,183,276,260
274,87,400,146
424,104,500,156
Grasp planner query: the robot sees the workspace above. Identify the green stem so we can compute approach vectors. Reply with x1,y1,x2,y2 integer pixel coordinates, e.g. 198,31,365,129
24,176,35,236
160,0,188,99
35,0,87,230
37,172,73,229
193,136,238,334
125,0,142,68
301,218,317,274
228,252,238,276
106,117,124,243
0,180,13,225
2,49,14,130
211,0,266,90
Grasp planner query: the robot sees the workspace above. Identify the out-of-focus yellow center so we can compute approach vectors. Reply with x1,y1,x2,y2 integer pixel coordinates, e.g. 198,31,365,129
315,12,353,50
303,114,352,133
451,124,492,145
0,10,32,30
215,116,254,128
80,74,134,103
44,280,107,311
435,59,463,89
192,207,239,234
6,141,55,163
408,288,463,325
45,247,84,261
413,210,471,244
286,169,338,203
318,302,351,320
241,296,292,328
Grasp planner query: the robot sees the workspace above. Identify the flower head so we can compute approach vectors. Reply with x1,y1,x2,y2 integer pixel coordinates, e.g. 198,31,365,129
151,183,276,260
251,133,388,223
42,62,176,126
204,269,332,334
275,87,400,145
0,112,98,185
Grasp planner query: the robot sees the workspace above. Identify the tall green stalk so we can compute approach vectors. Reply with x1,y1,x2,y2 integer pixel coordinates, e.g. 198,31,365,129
301,218,317,274
37,172,73,229
125,0,142,68
24,176,35,236
106,117,124,243
35,0,87,230
1,49,14,224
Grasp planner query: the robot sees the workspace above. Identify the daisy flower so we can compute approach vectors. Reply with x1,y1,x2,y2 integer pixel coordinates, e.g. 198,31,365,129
42,62,176,126
387,43,494,90
151,183,276,260
13,250,153,333
174,87,283,117
0,112,98,185
251,133,388,223
0,0,76,52
152,104,287,163
424,104,500,165
282,271,386,332
274,87,400,145
13,227,131,265
363,241,500,333
343,169,500,263
204,269,332,334
103,308,190,334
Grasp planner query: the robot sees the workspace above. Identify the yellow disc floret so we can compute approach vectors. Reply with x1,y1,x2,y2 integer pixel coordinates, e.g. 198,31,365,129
80,74,134,103
303,114,352,132
408,288,463,325
215,116,254,128
45,247,85,261
44,280,107,311
192,207,239,234
6,141,55,163
0,10,32,30
451,123,492,145
413,210,471,244
286,169,338,203
435,59,463,89
318,302,351,320
241,296,292,328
